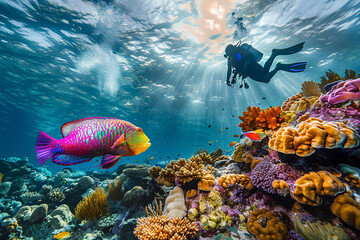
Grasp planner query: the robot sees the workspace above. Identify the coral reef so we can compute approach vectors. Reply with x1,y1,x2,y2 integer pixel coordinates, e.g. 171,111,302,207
218,174,253,190
164,186,187,219
198,173,216,191
48,188,65,202
320,78,360,105
134,216,198,240
301,80,321,97
238,106,285,131
337,164,360,187
319,69,343,93
75,187,108,221
107,176,124,202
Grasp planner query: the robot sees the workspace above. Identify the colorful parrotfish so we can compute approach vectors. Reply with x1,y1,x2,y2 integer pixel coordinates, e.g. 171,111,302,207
36,117,151,169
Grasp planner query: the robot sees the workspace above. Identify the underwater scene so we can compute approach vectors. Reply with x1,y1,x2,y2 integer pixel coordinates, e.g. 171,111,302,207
1,0,360,239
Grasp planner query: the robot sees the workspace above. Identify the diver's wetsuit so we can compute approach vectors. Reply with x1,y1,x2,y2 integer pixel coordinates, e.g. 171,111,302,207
227,47,278,84
226,42,306,85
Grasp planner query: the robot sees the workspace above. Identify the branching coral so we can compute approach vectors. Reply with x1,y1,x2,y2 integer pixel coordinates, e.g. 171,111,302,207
134,216,199,240
330,194,360,230
157,156,214,186
247,208,290,240
238,106,285,131
291,171,345,206
301,80,321,97
75,187,108,221
107,177,124,201
269,118,360,157
218,174,253,190
198,174,215,191
149,166,162,179
293,215,350,240
145,198,163,217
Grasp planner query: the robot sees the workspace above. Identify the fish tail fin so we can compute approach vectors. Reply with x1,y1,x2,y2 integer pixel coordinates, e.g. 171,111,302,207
36,131,56,164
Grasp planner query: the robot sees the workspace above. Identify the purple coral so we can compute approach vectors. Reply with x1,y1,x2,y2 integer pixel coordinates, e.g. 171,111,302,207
248,160,301,194
320,78,360,105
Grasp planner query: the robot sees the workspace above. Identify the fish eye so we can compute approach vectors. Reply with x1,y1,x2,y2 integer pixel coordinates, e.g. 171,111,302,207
138,128,142,132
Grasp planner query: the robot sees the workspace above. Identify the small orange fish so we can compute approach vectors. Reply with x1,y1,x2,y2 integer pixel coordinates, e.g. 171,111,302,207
219,129,222,132
242,131,261,141
228,141,237,147
233,134,239,137
54,231,71,239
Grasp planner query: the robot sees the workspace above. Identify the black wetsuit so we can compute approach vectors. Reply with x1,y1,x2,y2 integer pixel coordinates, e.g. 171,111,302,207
227,46,279,84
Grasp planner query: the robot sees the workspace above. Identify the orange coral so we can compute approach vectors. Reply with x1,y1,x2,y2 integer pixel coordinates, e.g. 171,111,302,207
238,106,285,132
186,189,197,199
198,174,215,191
134,216,199,240
269,118,360,157
250,158,263,170
75,187,108,221
218,174,253,190
272,180,289,191
247,208,290,240
291,171,345,206
330,194,360,230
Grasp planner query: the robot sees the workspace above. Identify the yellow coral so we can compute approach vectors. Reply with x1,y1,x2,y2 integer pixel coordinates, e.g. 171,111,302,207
232,143,245,162
301,80,321,97
134,216,198,240
269,118,360,157
75,187,108,221
218,174,253,190
291,171,345,206
247,208,290,240
331,194,360,230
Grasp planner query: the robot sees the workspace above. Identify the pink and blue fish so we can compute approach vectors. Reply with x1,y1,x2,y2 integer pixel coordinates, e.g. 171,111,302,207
36,117,151,169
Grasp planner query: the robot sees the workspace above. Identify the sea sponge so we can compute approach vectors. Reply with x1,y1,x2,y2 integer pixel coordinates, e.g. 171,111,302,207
294,214,350,240
269,118,360,157
218,174,253,190
337,164,360,187
301,80,321,97
330,194,360,230
198,174,215,191
75,187,108,221
134,216,198,240
238,106,285,131
247,208,290,240
164,186,187,219
291,171,345,206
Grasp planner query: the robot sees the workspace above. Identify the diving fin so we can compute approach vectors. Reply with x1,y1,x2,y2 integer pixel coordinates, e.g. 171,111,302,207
272,42,305,56
276,62,307,73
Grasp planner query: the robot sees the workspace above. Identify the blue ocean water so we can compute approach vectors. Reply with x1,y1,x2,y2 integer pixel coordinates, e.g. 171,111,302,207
0,0,359,170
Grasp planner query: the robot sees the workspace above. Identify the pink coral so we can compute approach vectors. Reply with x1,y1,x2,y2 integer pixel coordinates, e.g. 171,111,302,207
320,78,360,105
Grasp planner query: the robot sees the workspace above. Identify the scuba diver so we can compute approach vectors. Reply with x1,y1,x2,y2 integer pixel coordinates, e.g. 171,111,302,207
225,41,307,88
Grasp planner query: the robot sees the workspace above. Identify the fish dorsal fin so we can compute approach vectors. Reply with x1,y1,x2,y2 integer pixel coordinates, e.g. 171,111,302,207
111,134,126,150
61,117,118,137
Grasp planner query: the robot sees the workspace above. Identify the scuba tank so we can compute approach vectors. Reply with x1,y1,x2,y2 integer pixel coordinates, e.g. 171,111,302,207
240,43,263,62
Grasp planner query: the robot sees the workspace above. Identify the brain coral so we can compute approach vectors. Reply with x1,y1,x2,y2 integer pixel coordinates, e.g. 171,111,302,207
247,208,290,240
238,106,285,131
269,117,360,157
320,78,360,105
291,171,345,206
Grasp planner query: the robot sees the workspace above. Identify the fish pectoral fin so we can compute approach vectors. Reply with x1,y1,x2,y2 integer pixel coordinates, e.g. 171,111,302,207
101,154,121,169
111,134,126,150
53,154,93,165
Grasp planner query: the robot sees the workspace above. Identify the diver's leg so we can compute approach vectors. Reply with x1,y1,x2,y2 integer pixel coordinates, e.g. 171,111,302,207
263,52,277,73
246,62,269,83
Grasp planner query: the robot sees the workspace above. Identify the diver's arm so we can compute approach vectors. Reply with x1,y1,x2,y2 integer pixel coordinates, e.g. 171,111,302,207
226,58,232,83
